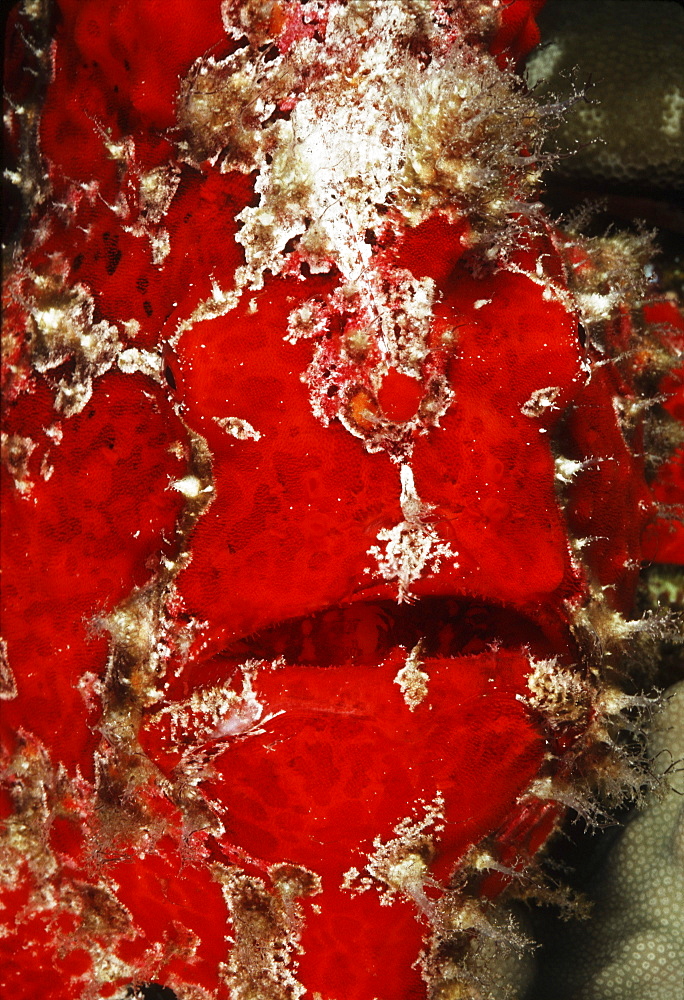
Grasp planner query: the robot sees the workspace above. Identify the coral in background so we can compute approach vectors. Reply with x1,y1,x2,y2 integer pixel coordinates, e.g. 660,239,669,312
526,0,684,199
2,2,682,999
531,681,684,1000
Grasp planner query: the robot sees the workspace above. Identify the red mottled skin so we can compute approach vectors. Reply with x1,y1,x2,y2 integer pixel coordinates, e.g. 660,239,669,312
491,0,546,66
641,300,684,564
1,2,682,999
2,375,188,775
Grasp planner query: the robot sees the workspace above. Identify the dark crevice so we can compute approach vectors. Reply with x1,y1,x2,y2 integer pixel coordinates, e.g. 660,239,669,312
125,985,179,1000
219,597,561,670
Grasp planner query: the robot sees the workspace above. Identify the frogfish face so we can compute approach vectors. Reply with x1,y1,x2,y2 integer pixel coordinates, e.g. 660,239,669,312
2,2,681,999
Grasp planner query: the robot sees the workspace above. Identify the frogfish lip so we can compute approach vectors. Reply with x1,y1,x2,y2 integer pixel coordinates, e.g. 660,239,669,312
168,592,574,697
142,595,570,880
